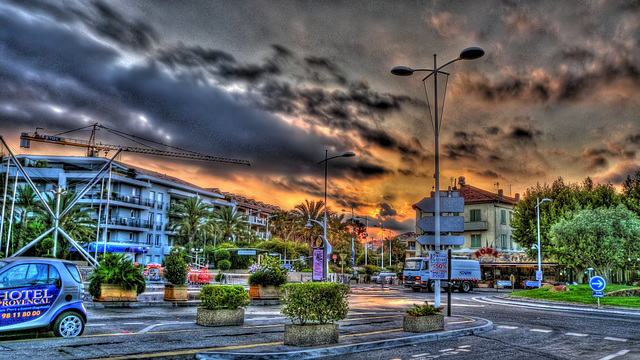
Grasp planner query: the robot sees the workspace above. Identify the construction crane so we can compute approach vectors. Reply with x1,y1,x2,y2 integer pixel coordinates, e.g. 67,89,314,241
19,123,250,166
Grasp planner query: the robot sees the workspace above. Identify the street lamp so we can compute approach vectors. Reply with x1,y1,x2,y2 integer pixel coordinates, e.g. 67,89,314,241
535,198,551,287
316,150,356,280
391,46,484,308
191,248,203,268
266,214,278,240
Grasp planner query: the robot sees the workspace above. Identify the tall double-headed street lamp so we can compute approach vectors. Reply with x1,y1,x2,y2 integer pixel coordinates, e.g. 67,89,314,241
535,198,551,287
391,46,484,307
311,150,356,280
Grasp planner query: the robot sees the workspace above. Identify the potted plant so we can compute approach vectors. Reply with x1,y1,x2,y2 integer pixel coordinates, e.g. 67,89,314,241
247,256,288,302
280,282,349,346
196,285,250,326
403,301,444,333
163,249,189,301
88,253,146,302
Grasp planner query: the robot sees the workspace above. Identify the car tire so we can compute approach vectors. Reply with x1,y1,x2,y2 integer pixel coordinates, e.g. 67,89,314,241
53,311,85,338
459,281,472,293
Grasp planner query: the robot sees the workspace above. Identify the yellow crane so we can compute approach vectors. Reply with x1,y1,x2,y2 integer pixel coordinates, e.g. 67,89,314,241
19,123,250,166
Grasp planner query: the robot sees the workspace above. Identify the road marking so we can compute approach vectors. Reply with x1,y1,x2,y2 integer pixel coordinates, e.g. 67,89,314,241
459,345,471,348
604,337,627,342
439,348,455,352
497,325,518,329
412,353,430,358
123,322,144,325
89,341,283,360
87,323,107,327
598,349,630,360
530,329,552,333
342,328,401,338
565,332,588,337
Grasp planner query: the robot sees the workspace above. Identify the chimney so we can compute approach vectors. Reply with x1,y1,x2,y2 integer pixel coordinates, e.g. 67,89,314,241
515,193,520,202
458,176,466,186
498,189,503,198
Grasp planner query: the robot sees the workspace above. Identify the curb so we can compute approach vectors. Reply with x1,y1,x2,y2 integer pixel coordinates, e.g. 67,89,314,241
85,300,202,308
195,317,494,360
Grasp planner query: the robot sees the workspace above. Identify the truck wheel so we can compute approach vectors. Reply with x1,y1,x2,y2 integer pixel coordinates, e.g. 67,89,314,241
53,311,85,338
411,287,421,292
427,281,436,293
459,281,472,293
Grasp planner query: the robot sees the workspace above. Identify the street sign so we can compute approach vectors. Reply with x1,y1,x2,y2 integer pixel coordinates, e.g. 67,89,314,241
332,254,337,261
416,235,465,246
592,290,604,298
237,250,256,255
589,276,606,291
535,271,543,281
428,252,448,280
416,216,465,233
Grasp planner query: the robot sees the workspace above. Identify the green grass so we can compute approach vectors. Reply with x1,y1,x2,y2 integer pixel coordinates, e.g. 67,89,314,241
508,284,640,308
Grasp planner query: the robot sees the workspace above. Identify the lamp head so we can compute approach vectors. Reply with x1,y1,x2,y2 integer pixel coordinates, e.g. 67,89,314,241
341,151,356,157
459,46,485,60
305,220,312,228
390,66,414,76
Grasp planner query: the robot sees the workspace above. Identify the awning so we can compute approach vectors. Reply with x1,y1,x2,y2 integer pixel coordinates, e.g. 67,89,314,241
80,242,150,254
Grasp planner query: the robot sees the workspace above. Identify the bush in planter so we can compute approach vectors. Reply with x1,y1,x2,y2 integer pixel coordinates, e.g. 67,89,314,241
217,259,231,271
280,282,349,325
163,250,189,285
88,253,146,299
405,301,443,316
198,285,250,310
403,301,444,333
247,256,288,286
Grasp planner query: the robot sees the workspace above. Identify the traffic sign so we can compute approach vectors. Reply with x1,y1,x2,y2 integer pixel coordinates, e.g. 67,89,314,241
428,252,448,280
592,290,604,298
535,271,543,281
332,254,337,261
589,276,606,291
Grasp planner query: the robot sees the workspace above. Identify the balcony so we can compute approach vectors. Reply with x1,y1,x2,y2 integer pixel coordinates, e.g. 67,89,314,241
465,221,488,231
99,217,153,230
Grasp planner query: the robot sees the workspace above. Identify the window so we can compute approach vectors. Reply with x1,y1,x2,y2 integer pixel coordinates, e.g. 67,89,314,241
149,191,155,201
0,264,60,288
147,234,152,245
471,234,482,248
501,210,507,224
470,209,481,222
501,234,508,249
65,264,82,283
155,235,161,246
407,241,416,251
129,232,134,241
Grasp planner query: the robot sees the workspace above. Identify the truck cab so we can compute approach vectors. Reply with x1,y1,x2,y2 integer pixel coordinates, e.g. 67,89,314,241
403,257,480,293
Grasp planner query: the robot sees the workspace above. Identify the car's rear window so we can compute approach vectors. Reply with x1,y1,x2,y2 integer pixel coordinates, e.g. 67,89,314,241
65,264,82,283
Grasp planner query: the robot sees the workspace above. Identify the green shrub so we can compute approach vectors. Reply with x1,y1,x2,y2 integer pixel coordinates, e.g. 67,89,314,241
198,285,249,310
247,257,288,286
215,272,226,283
163,251,189,285
280,283,349,325
88,253,146,298
217,259,231,271
214,249,230,261
405,301,443,316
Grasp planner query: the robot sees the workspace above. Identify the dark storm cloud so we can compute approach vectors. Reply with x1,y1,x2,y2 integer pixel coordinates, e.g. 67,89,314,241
304,56,346,85
87,2,159,51
378,203,398,217
156,44,235,68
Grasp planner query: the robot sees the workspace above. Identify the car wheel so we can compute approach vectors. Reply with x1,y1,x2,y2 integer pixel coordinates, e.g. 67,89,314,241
53,311,85,338
459,281,471,293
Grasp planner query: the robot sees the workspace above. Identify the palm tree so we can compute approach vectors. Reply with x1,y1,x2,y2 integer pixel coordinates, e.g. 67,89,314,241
167,197,212,250
291,199,334,248
271,210,303,243
211,206,248,243
14,185,42,249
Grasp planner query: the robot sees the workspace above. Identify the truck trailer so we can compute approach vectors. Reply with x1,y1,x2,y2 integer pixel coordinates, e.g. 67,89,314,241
403,257,481,293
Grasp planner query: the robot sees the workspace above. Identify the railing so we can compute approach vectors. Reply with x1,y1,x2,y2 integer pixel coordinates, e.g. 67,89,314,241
100,217,154,229
465,221,488,231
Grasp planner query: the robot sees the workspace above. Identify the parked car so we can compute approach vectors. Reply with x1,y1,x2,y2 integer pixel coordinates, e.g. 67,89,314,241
370,272,380,283
376,271,397,284
0,257,87,337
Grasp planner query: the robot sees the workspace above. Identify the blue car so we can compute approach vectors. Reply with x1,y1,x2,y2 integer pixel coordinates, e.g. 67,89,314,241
0,257,87,337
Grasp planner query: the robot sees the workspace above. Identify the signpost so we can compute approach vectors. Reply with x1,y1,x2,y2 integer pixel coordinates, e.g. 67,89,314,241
589,275,606,308
428,251,448,280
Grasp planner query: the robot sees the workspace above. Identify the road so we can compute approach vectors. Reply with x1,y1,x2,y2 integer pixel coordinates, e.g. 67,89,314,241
0,285,638,359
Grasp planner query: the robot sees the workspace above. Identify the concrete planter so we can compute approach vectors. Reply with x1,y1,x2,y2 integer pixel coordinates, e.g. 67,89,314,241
163,283,188,301
403,314,444,333
196,308,244,327
284,323,339,346
249,285,280,300
94,283,138,302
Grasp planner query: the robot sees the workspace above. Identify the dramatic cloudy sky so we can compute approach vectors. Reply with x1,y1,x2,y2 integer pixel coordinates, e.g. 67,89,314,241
2,1,640,236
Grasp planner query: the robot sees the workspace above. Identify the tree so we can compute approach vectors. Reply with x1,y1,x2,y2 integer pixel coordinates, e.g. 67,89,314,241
167,197,211,249
622,171,640,216
13,185,42,250
549,205,640,282
291,199,327,248
211,206,247,243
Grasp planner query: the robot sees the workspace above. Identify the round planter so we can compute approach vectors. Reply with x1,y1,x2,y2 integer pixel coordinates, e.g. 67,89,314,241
196,308,244,327
403,314,444,333
163,283,188,301
249,285,280,300
93,283,138,302
284,323,339,346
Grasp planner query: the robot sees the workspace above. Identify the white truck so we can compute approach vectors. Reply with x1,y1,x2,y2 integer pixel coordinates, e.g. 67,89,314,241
403,257,481,293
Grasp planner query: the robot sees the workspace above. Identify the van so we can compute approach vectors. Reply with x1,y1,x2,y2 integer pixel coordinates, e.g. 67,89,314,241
0,257,87,337
403,257,480,293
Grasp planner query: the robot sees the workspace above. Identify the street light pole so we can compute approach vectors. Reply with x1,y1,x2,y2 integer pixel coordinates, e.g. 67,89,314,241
391,46,484,308
317,150,355,280
536,198,551,287
266,214,277,241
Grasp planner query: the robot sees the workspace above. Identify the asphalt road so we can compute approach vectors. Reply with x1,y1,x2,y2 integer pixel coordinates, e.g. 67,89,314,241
0,286,638,359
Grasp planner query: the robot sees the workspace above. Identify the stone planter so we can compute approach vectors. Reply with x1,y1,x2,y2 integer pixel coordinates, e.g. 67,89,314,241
403,314,444,333
284,323,339,346
196,308,244,327
249,285,280,299
93,283,138,302
163,283,188,301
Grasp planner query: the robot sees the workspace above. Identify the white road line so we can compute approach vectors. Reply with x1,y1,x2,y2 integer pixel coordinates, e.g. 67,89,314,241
599,349,630,360
604,337,628,342
457,349,471,352
498,325,518,329
565,332,588,337
411,353,430,357
87,324,107,327
439,348,455,352
530,329,552,333
122,322,144,325
459,345,471,348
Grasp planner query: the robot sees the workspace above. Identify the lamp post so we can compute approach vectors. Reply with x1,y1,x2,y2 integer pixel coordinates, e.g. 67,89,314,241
535,198,551,287
191,247,203,268
391,46,484,308
316,150,356,280
266,214,278,240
